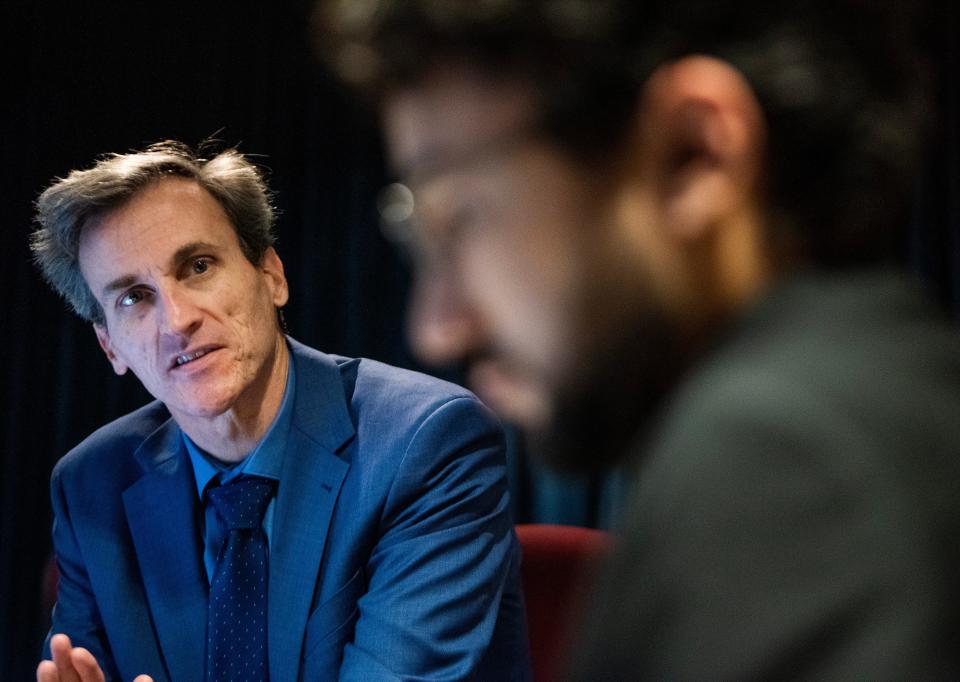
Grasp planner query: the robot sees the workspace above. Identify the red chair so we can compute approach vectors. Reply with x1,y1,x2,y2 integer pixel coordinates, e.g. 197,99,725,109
516,524,612,681
42,555,59,618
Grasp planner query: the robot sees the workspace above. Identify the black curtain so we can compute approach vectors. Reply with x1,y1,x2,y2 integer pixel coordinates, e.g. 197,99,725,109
0,1,398,674
1,2,957,677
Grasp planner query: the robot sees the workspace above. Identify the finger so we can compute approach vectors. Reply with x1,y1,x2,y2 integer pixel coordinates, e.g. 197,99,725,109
48,633,71,658
70,648,105,682
37,659,60,682
49,635,81,682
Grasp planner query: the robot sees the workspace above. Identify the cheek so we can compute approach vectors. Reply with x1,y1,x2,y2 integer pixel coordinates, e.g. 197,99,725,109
218,278,261,323
105,329,163,385
460,229,578,374
222,279,278,350
468,197,603,377
486,203,583,308
109,326,147,359
460,234,525,320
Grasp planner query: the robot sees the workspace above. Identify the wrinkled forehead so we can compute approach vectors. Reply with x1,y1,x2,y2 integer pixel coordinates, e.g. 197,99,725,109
381,66,540,183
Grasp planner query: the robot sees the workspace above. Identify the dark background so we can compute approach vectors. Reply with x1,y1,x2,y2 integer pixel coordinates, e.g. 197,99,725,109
1,1,957,677
0,1,621,674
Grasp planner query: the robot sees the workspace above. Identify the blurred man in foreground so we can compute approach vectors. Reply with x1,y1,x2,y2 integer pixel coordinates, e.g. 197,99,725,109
32,141,528,681
320,1,960,676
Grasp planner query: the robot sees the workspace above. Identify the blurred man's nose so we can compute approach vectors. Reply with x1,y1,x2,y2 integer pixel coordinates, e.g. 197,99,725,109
407,267,486,366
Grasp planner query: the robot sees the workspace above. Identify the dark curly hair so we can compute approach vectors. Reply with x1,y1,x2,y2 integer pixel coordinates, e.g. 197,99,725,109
316,0,932,266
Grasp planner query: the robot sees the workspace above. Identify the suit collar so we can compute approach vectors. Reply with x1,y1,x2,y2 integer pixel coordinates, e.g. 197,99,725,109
124,418,207,682
285,337,356,455
267,425,349,682
267,338,353,682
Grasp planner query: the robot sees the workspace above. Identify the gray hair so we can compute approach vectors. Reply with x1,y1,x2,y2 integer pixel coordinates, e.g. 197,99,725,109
31,140,277,325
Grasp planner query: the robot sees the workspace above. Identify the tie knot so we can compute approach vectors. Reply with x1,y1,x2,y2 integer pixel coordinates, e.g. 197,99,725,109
206,476,276,530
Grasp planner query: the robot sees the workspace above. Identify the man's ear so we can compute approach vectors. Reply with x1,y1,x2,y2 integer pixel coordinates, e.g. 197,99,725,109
94,324,129,375
261,247,289,308
635,55,766,243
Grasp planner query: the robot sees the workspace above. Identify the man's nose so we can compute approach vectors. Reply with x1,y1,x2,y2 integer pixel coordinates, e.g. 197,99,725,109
407,268,486,367
158,285,203,337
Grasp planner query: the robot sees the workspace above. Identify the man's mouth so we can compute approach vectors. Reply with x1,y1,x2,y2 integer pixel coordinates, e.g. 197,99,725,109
171,347,217,370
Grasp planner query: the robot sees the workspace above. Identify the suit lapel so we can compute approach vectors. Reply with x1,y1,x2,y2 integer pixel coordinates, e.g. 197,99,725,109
123,419,207,682
268,340,355,682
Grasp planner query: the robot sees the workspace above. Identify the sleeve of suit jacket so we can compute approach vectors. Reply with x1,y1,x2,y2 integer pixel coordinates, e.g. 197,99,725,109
337,394,524,680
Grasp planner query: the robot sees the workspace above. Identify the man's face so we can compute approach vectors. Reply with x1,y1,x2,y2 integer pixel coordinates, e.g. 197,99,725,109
78,177,289,424
383,68,677,459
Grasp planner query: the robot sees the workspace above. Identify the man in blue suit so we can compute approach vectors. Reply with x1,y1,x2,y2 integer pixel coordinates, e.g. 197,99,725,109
31,141,529,681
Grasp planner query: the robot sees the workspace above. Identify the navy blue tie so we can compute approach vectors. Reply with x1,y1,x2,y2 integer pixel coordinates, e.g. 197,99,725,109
206,475,276,682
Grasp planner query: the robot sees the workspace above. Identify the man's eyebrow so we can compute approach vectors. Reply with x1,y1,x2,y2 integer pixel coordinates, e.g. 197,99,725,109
171,241,218,267
101,274,139,298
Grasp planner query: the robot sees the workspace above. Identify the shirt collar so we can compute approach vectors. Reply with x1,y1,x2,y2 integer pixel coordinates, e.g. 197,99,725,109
184,354,295,498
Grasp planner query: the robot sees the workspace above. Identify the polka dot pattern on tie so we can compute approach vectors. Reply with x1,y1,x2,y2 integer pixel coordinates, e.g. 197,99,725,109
206,476,276,682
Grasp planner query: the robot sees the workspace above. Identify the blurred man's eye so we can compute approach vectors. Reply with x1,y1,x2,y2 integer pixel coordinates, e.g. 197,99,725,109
415,202,481,265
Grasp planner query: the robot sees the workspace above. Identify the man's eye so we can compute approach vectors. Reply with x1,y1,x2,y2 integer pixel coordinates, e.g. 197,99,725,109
118,290,144,307
192,258,210,274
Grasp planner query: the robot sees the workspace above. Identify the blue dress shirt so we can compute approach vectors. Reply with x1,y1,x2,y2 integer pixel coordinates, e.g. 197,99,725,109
183,360,295,582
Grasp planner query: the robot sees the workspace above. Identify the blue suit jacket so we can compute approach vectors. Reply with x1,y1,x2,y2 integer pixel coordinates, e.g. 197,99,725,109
45,339,530,681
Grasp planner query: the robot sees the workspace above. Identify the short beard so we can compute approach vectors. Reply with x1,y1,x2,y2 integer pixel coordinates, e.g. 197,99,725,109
529,301,689,474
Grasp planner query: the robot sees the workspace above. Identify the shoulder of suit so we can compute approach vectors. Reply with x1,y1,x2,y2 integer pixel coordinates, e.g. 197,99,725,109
52,400,171,481
348,356,484,421
291,339,480,414
636,270,960,510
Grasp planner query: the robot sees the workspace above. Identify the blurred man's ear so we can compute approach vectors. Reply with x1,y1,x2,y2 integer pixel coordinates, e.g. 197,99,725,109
609,55,771,322
633,55,766,244
94,324,129,376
